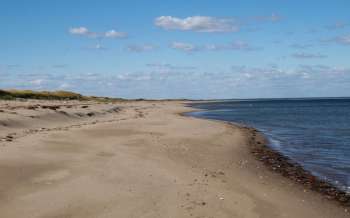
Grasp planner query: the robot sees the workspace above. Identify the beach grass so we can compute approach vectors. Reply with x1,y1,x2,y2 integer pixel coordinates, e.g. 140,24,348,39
0,89,84,100
0,89,129,102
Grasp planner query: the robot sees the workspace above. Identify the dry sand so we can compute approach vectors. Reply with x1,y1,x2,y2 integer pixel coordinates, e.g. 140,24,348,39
0,99,348,218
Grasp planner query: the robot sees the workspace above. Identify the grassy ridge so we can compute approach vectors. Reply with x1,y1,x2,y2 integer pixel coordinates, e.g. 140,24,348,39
0,90,84,100
0,89,128,102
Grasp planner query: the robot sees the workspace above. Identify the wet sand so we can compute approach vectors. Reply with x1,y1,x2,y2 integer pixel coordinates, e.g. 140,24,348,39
0,99,348,217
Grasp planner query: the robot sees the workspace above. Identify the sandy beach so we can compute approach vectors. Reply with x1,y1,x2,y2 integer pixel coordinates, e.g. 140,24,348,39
0,99,348,218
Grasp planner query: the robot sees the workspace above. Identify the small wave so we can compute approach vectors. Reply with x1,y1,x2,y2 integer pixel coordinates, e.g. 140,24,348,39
268,137,281,149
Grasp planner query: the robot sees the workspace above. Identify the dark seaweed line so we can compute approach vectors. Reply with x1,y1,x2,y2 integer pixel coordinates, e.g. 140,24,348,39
242,125,350,207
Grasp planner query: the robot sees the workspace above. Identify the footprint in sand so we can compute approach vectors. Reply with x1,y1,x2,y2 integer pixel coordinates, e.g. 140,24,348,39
97,151,115,157
32,169,71,185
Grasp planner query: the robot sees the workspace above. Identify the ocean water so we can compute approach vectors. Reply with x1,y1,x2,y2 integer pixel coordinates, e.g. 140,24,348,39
187,98,350,192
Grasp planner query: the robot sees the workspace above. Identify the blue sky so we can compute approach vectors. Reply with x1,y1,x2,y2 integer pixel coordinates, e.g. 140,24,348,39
1,0,350,99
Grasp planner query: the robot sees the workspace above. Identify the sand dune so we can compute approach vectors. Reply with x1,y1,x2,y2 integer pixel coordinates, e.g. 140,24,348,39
0,100,347,218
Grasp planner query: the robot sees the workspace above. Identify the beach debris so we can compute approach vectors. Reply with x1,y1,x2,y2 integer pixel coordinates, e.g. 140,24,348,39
238,159,249,168
41,105,60,110
75,112,85,117
4,135,13,142
218,171,225,176
58,110,69,116
107,107,121,113
27,105,39,110
86,112,95,117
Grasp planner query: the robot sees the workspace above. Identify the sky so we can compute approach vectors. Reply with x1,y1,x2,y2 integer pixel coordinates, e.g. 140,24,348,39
1,0,350,99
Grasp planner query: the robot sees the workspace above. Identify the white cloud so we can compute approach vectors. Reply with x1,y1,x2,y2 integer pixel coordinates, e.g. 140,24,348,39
126,44,157,52
69,27,98,38
94,43,105,50
336,34,350,45
29,79,45,86
69,27,127,39
244,73,253,79
170,42,198,52
146,63,196,70
325,22,347,30
84,43,107,50
105,30,127,38
291,52,327,59
59,83,71,89
296,65,350,79
204,41,255,51
170,41,259,52
69,27,89,35
322,34,350,46
268,13,282,22
154,14,282,33
155,16,239,32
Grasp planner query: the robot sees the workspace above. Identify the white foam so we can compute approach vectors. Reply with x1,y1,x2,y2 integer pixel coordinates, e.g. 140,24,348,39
268,137,281,149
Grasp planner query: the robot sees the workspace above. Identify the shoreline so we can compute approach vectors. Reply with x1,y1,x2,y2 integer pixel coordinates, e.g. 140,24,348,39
0,99,348,217
243,125,350,206
183,103,350,207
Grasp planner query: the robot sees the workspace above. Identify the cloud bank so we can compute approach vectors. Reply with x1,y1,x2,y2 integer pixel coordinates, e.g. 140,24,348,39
3,64,350,99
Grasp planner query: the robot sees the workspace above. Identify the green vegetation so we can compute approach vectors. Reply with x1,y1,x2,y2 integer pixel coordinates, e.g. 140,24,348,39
0,89,128,102
88,96,126,102
0,89,84,100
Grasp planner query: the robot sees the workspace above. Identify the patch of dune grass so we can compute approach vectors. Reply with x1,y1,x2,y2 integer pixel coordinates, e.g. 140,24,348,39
0,89,84,100
0,89,127,102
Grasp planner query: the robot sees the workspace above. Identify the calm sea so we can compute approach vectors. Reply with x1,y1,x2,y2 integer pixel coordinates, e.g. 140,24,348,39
187,98,350,192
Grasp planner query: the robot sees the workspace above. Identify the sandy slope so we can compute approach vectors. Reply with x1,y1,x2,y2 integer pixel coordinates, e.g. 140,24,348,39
0,100,348,218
